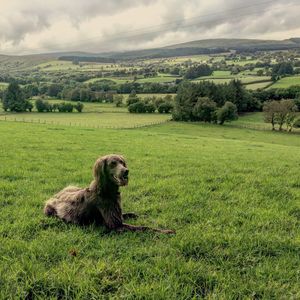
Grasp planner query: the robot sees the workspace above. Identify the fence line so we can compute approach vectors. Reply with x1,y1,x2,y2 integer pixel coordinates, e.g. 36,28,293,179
0,117,171,130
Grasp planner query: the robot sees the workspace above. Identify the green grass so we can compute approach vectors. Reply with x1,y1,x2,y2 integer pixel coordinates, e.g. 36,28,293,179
0,82,8,90
0,120,299,298
0,112,171,128
85,77,132,84
245,81,273,90
136,76,178,83
192,75,271,87
229,112,300,132
268,76,300,89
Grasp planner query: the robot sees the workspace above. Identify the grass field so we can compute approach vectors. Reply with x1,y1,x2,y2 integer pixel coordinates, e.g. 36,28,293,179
245,81,273,90
85,77,132,84
0,112,171,128
192,74,271,89
0,119,299,299
269,76,300,89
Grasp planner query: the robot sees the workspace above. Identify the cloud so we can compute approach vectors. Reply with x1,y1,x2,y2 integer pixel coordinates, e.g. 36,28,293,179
0,0,300,54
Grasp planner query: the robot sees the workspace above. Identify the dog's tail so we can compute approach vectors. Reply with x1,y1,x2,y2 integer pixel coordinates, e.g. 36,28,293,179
44,202,57,216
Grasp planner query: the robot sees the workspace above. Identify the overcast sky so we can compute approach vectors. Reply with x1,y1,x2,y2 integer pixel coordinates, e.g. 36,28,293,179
1,0,300,55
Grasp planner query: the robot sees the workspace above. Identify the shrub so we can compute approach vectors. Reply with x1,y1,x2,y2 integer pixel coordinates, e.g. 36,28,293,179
35,99,51,112
145,103,156,113
74,102,84,112
113,95,124,107
158,102,173,113
128,101,146,113
58,102,74,112
217,102,238,125
126,96,140,106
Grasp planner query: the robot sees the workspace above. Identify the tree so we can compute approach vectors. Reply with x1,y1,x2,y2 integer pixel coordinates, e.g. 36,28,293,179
294,97,300,110
184,64,213,79
113,94,124,107
272,62,294,78
2,82,29,112
279,100,298,132
263,100,298,132
217,102,238,125
70,88,81,101
263,101,280,130
48,84,63,98
192,97,217,122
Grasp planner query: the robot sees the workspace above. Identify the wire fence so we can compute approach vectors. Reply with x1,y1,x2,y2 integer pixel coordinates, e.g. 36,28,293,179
0,116,171,130
228,123,300,134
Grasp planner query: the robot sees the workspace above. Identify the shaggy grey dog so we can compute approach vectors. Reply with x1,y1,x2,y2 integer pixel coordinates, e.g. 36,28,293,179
44,154,175,234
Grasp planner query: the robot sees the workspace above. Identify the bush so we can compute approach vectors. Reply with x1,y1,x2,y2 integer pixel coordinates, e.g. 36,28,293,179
128,101,146,113
126,96,140,106
74,102,84,112
192,97,217,122
35,99,51,112
158,102,173,113
145,103,156,113
58,102,74,112
113,95,124,107
217,102,238,125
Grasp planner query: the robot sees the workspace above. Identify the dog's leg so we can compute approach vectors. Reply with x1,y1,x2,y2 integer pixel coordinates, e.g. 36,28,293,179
122,212,138,220
117,223,175,234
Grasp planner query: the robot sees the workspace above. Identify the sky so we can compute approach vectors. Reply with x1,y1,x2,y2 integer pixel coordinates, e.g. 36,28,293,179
1,0,300,55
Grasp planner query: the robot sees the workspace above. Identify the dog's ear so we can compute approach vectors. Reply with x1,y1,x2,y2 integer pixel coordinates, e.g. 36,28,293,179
93,157,107,184
118,155,126,166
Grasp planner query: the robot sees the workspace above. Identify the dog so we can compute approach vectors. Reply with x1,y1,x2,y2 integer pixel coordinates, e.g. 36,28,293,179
44,154,175,234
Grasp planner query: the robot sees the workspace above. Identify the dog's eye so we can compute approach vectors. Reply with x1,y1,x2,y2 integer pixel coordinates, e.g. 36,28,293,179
110,161,117,167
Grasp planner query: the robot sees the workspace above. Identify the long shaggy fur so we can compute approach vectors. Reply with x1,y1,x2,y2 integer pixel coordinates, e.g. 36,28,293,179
44,154,175,234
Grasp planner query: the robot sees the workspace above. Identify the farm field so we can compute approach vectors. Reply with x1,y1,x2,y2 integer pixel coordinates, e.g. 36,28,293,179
136,75,178,83
0,120,299,298
269,76,300,89
0,112,171,128
84,77,132,84
245,81,273,90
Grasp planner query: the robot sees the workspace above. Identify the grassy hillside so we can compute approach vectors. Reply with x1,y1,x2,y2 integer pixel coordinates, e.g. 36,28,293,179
0,119,299,298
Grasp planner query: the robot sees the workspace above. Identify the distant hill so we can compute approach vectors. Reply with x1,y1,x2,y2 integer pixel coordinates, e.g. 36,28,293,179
1,38,300,65
103,38,300,60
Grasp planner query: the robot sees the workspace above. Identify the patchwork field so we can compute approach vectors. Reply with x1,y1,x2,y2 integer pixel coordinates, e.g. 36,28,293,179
0,118,300,298
269,76,300,89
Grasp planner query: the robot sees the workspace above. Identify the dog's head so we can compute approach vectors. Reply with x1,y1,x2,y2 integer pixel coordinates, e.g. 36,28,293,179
93,154,129,187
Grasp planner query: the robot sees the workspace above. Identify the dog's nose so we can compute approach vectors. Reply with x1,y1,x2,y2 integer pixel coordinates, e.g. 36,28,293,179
124,169,129,177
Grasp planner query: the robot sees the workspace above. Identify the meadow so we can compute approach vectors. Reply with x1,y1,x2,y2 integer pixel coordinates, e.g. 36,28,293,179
269,75,300,89
0,116,300,299
0,112,171,128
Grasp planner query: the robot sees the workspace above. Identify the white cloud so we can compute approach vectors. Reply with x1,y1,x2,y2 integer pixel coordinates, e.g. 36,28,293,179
0,0,300,54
